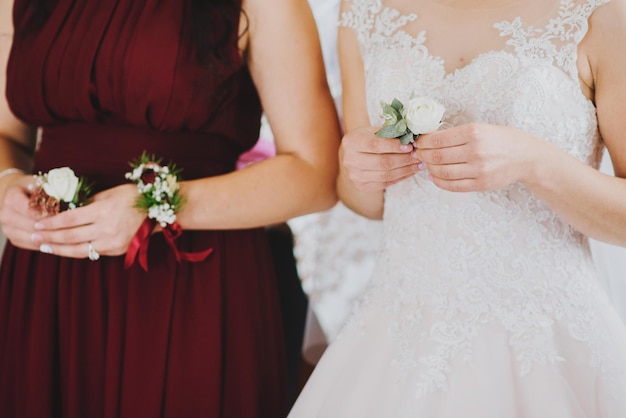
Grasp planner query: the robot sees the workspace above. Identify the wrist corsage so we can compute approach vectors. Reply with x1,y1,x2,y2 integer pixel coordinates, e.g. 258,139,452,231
375,97,445,145
125,153,185,228
124,152,213,271
29,167,92,215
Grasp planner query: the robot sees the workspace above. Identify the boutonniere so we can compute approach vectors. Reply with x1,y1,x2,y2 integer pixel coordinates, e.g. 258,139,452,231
375,97,446,145
29,167,92,215
124,152,212,271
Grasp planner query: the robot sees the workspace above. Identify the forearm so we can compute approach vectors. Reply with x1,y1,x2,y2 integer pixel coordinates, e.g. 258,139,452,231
178,153,337,230
0,135,35,202
0,134,34,170
523,143,626,246
337,168,384,220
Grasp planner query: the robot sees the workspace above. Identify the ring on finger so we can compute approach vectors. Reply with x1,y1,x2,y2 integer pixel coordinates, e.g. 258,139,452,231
87,241,100,261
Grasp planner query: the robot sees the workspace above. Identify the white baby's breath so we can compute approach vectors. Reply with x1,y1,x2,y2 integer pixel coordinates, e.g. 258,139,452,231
125,152,185,229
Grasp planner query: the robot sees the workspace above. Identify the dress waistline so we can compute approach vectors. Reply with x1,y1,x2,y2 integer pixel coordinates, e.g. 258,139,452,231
34,123,244,192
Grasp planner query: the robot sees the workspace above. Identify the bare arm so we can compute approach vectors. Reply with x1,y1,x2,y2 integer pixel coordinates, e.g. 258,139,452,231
0,0,37,203
178,0,340,230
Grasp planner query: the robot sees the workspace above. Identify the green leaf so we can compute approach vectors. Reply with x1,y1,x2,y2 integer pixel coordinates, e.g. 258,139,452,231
395,119,407,134
382,104,402,121
375,125,401,138
399,132,415,145
391,98,404,112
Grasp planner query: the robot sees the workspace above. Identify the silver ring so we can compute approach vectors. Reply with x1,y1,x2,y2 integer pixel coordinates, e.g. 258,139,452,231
87,242,100,261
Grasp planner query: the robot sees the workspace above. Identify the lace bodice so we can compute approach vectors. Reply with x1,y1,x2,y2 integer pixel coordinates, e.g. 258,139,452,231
339,0,624,398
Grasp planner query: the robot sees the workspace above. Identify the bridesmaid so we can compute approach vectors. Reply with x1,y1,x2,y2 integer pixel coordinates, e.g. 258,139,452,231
0,0,340,417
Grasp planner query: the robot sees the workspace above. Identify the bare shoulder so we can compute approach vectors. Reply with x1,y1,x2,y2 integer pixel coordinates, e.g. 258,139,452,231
583,0,626,177
243,0,310,27
580,0,626,91
0,0,12,35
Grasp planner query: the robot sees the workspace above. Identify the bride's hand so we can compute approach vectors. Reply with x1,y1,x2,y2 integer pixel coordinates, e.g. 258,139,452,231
0,173,44,251
29,183,147,259
414,123,538,192
340,125,424,191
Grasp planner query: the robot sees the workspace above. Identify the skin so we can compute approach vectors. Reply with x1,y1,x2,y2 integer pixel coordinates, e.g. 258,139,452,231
0,0,340,258
337,0,626,247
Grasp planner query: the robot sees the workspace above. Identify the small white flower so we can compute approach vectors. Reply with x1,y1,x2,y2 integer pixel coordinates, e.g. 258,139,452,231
130,166,144,181
403,97,445,135
43,167,79,202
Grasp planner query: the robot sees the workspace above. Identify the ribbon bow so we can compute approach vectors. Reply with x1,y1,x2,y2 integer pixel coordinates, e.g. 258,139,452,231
124,218,213,271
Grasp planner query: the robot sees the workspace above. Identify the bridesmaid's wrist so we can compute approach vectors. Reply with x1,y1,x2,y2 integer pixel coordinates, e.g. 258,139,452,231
0,167,25,178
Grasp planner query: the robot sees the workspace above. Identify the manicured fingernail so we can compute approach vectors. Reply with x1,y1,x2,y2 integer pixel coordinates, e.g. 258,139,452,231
428,174,433,181
410,151,419,160
39,244,53,254
34,222,44,230
31,233,42,242
400,144,412,152
418,162,425,170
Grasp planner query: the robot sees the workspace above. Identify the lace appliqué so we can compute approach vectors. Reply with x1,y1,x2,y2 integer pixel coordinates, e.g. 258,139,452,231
495,0,611,78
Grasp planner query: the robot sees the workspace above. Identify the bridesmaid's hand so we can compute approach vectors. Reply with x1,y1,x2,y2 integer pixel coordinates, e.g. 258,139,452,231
340,125,424,192
414,123,539,192
29,183,146,259
0,173,43,251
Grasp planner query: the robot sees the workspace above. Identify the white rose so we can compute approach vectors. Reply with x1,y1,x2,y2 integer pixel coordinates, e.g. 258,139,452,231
43,167,80,202
402,97,445,135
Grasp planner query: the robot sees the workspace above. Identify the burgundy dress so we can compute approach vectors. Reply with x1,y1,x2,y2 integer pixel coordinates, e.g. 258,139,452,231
0,1,287,417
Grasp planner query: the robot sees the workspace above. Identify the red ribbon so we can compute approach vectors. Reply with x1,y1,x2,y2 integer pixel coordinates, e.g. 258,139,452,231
124,218,214,271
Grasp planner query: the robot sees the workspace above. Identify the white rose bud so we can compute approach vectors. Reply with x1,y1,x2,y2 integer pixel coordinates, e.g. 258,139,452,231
43,167,80,202
402,97,445,135
165,174,179,193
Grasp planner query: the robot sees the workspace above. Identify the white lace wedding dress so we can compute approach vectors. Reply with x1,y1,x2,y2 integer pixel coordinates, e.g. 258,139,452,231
288,0,626,416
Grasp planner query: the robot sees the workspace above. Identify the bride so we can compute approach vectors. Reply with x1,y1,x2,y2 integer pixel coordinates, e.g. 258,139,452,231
289,0,626,416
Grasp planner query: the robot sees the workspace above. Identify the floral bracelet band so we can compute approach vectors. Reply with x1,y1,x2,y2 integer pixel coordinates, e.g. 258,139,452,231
124,152,213,271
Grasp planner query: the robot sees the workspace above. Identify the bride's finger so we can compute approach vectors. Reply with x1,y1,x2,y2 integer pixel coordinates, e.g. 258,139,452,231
427,163,474,181
344,149,422,172
347,162,424,184
343,129,415,155
415,145,467,165
415,126,470,150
